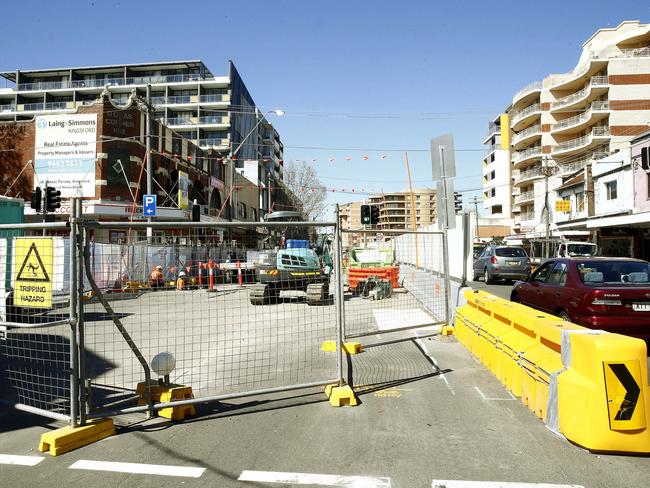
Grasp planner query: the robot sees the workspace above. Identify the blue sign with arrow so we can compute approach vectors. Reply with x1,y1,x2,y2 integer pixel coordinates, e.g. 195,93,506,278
143,194,157,217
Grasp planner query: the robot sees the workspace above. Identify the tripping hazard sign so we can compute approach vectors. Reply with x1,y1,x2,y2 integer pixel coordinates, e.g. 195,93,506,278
13,238,54,308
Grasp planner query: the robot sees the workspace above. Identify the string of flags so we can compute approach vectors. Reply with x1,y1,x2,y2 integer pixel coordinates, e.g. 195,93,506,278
291,154,389,164
232,183,381,195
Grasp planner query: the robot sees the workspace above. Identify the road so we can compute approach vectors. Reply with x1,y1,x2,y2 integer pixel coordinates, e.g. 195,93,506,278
2,280,650,487
467,278,514,300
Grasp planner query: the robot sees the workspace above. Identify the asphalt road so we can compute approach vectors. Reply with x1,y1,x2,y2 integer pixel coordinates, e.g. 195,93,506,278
467,278,515,300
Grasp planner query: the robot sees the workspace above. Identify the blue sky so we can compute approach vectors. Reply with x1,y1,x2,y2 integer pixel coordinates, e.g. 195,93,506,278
2,0,649,214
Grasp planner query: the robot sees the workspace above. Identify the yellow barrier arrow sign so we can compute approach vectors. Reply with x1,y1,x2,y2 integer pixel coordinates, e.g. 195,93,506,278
604,361,646,430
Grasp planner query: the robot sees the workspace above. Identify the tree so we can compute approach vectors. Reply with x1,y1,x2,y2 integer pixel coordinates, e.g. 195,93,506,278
283,162,327,220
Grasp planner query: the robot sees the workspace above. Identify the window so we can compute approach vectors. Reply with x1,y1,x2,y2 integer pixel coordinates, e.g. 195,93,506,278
492,204,502,214
238,202,247,219
532,261,555,283
576,192,585,212
547,262,568,286
605,180,618,200
577,260,650,284
647,173,650,200
495,247,526,257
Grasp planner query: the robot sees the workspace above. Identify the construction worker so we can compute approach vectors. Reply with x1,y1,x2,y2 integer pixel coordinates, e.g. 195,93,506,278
150,265,164,290
176,271,186,291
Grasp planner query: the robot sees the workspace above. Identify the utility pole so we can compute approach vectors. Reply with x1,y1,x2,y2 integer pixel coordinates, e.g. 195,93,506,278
471,195,480,240
146,84,153,242
541,155,556,258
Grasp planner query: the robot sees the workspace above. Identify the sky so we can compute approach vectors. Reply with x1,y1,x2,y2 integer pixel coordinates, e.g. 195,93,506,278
1,0,649,217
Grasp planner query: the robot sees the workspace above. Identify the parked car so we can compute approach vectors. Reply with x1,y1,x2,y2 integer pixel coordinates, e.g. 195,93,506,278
472,245,531,283
510,257,650,341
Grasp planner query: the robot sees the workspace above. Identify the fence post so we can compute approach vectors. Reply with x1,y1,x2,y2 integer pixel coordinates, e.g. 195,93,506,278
75,199,87,425
442,227,452,327
68,198,80,427
334,205,345,386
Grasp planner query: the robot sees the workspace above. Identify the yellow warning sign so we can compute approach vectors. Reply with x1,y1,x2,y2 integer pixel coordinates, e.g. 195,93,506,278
603,360,646,431
14,238,54,308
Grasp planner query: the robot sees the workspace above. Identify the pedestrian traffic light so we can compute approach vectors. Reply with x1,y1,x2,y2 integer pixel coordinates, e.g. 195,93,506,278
45,186,61,212
30,187,42,212
370,204,379,225
454,192,463,214
360,204,371,225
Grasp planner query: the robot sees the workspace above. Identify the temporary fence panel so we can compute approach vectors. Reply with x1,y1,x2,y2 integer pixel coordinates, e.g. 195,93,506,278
80,221,341,418
342,229,449,338
0,224,74,421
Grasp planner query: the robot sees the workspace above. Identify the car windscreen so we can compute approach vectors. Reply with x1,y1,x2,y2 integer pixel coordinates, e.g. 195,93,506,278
495,247,526,257
577,260,650,285
566,244,596,257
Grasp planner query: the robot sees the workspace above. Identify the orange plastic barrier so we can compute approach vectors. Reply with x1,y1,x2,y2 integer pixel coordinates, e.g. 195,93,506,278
348,266,399,290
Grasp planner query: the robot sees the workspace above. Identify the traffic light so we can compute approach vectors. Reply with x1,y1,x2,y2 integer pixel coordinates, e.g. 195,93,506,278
360,204,371,225
30,187,42,212
45,186,61,212
454,192,463,214
360,204,380,225
191,202,201,222
370,204,379,224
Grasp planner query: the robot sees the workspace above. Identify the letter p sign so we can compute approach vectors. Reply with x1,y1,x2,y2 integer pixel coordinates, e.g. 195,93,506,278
143,194,157,217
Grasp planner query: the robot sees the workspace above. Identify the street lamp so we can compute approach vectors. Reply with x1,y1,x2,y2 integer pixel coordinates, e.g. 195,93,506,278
228,109,284,221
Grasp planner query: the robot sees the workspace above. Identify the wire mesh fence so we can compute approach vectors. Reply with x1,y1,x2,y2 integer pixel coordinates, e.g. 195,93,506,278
0,224,73,420
341,229,448,338
81,221,340,417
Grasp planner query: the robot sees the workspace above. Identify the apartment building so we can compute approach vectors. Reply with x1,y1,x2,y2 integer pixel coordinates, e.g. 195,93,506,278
368,189,437,230
0,60,293,226
339,201,363,249
482,114,511,217
482,20,650,238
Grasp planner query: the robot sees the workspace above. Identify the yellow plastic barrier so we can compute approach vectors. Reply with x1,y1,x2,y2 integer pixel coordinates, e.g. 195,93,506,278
455,289,650,453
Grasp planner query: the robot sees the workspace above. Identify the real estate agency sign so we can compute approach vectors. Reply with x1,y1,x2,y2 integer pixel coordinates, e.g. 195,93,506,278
35,113,97,197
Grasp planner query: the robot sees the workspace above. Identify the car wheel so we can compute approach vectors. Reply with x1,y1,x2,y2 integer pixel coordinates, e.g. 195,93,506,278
558,311,571,322
484,268,493,285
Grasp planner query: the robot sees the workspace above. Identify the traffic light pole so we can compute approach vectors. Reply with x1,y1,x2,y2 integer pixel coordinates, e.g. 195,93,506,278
438,146,452,327
42,180,47,237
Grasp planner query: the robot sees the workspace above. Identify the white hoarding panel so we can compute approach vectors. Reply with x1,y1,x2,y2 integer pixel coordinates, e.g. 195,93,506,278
35,114,98,197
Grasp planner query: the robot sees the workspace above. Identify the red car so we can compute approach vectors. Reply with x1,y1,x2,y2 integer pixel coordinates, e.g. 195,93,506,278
510,257,650,341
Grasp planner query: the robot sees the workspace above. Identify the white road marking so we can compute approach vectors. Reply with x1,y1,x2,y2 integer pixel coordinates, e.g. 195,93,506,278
239,470,391,487
414,335,456,395
69,460,205,478
432,481,583,488
474,386,516,401
0,454,45,466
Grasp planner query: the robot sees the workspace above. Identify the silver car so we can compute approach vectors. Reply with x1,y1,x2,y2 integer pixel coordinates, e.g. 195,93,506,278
473,245,531,284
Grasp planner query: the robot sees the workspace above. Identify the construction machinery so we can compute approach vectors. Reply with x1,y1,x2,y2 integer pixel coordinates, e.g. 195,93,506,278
249,211,332,306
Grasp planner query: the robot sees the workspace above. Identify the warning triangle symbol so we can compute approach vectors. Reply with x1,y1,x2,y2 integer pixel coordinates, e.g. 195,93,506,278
16,242,51,282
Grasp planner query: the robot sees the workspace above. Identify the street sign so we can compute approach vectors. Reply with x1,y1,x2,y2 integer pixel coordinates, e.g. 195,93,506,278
431,133,456,180
555,199,571,212
604,361,644,430
436,179,456,230
13,238,54,308
143,194,157,217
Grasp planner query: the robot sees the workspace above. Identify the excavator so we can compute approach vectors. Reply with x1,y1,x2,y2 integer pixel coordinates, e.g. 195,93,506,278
249,211,332,306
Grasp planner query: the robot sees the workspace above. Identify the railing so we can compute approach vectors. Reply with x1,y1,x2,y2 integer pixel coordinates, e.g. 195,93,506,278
513,124,541,145
165,95,192,104
17,73,208,92
611,46,650,59
551,76,609,109
515,166,543,182
199,94,228,103
150,96,167,106
198,116,228,125
592,126,610,137
0,103,16,112
558,159,588,175
484,142,500,155
511,103,541,125
553,127,609,154
166,117,195,126
513,80,543,103
22,101,70,111
198,138,229,147
485,121,501,140
513,145,542,163
515,191,534,204
551,101,609,131
517,211,535,221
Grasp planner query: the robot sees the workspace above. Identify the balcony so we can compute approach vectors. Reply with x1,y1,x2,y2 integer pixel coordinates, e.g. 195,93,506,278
198,115,229,126
518,211,535,222
482,122,501,144
16,73,208,92
198,138,229,149
514,166,544,186
551,127,610,157
199,94,230,104
19,101,72,112
557,150,608,175
511,103,542,130
513,146,542,167
0,103,16,113
484,142,500,156
550,101,609,134
165,117,196,127
512,124,542,148
165,95,193,105
550,77,609,112
512,80,543,107
514,191,534,204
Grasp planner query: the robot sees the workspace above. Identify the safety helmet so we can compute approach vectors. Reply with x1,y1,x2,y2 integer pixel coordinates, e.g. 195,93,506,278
179,271,186,277
156,265,163,270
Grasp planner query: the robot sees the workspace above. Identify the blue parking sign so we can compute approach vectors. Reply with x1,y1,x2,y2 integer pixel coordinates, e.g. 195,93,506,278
143,194,157,217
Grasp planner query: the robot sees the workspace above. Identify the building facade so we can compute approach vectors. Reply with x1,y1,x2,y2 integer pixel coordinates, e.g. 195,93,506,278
482,114,512,217
482,20,650,240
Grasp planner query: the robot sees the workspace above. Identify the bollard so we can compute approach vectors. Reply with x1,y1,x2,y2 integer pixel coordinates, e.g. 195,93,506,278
237,260,242,287
198,262,203,287
208,259,214,290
